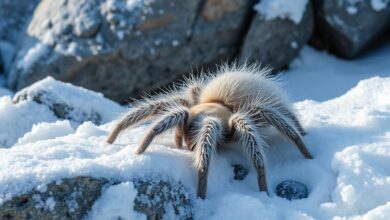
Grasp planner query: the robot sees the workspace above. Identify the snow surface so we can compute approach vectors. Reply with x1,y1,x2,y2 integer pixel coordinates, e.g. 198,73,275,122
282,44,390,102
0,43,390,219
88,182,145,220
254,0,308,24
341,0,389,13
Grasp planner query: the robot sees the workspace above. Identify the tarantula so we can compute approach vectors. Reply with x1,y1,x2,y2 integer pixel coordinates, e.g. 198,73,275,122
106,65,313,199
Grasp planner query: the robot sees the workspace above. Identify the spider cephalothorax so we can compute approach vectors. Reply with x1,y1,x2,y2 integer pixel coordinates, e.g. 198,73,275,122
107,65,313,199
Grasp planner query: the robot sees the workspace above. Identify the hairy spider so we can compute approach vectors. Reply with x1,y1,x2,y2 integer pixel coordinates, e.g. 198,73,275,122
106,65,313,199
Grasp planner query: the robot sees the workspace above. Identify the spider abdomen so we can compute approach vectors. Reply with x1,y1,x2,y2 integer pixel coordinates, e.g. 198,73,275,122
198,72,290,111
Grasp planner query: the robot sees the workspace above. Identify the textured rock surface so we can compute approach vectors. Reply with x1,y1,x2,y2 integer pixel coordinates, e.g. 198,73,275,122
0,48,3,73
0,177,107,220
133,177,193,220
0,0,40,74
276,180,309,200
311,0,390,58
12,77,121,125
0,176,193,220
240,1,314,71
232,164,248,180
7,0,255,102
0,0,40,44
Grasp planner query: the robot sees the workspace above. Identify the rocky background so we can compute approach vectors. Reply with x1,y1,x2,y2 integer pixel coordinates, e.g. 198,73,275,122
0,0,389,102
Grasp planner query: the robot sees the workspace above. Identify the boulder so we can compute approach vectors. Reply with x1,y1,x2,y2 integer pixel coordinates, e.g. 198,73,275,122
0,0,40,74
13,77,122,125
239,0,314,71
7,0,255,102
311,0,390,58
0,176,194,220
0,46,2,73
0,0,40,44
0,177,107,220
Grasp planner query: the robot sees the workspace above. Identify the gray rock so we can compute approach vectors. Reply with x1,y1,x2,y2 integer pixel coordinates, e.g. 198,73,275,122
239,1,314,71
0,47,2,73
311,0,390,58
7,0,255,102
0,0,40,74
132,177,193,220
0,176,107,220
0,176,193,220
188,0,255,67
276,180,309,200
12,77,122,125
232,164,248,180
0,0,40,44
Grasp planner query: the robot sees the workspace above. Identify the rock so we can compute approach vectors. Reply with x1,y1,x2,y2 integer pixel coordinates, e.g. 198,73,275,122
0,41,16,74
0,47,2,73
0,176,193,220
7,0,255,102
276,180,309,200
188,0,255,69
239,0,314,71
0,0,40,74
0,176,108,220
132,177,193,220
0,0,40,44
13,76,122,125
311,0,390,58
232,164,248,180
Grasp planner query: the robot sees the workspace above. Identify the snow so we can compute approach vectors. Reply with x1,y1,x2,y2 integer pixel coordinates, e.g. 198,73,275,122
17,121,74,146
16,42,50,71
1,41,390,219
282,44,390,102
88,182,145,220
0,96,57,147
254,0,308,24
14,76,123,124
371,0,389,11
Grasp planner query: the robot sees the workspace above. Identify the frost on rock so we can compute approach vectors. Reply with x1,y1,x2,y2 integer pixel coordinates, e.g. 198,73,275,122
132,177,193,220
340,0,390,12
16,43,50,72
0,96,57,148
13,77,123,125
0,177,107,220
370,0,390,10
88,182,146,220
254,0,308,24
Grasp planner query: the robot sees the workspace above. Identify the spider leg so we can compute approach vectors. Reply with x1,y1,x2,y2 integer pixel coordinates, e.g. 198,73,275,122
136,105,189,154
256,107,313,159
192,116,223,199
174,127,183,148
106,96,189,144
229,113,268,193
281,108,306,136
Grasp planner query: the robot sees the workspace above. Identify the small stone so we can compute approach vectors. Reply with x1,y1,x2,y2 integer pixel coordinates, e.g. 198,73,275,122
232,164,248,180
276,180,309,200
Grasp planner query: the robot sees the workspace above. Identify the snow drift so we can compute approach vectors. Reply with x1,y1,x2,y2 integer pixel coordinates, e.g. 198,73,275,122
0,74,389,219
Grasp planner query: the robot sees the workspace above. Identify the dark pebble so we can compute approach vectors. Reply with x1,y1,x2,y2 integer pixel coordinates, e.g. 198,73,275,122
232,164,248,180
276,180,309,200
